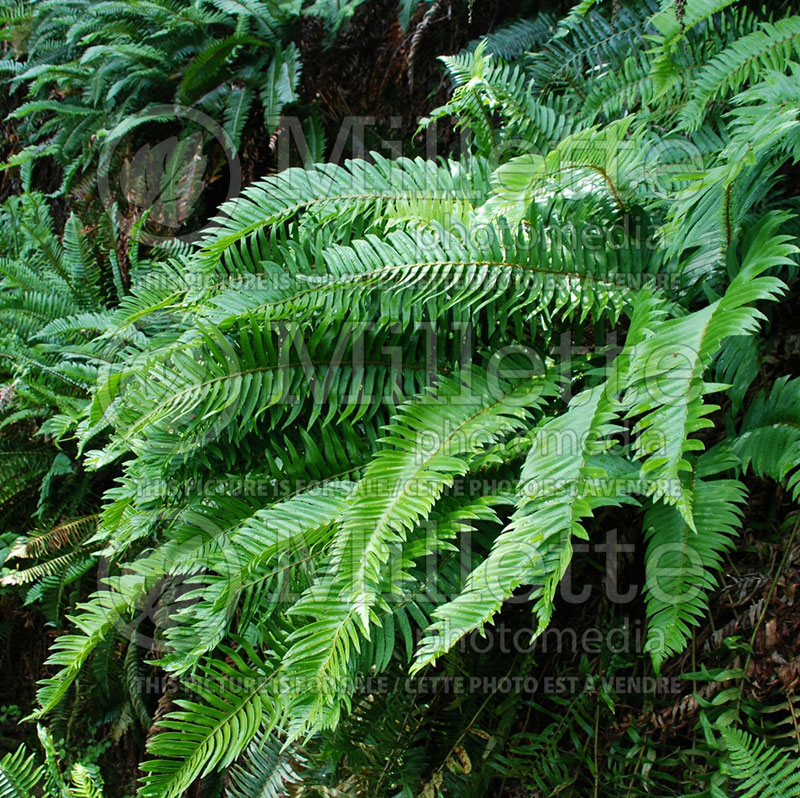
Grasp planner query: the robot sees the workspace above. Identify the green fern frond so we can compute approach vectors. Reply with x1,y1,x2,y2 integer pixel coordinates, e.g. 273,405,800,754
282,366,558,731
720,727,800,798
733,375,800,500
643,472,745,670
647,0,739,99
681,16,800,130
138,647,280,798
31,575,159,717
0,448,51,511
479,117,641,224
332,366,556,621
411,383,627,672
68,765,103,798
161,482,356,672
198,154,487,269
37,724,68,798
528,1,659,95
624,213,791,524
465,15,557,62
227,726,305,798
0,745,42,798
1,549,90,586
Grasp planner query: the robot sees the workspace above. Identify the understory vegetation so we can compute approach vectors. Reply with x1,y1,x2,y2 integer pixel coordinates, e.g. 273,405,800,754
1,0,800,795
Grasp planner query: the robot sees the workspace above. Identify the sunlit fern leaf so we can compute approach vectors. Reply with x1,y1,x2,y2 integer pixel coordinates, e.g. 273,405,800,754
432,43,575,156
327,366,559,624
1,549,90,587
84,221,632,472
219,220,632,331
409,291,673,671
68,764,104,798
720,727,800,798
31,569,168,717
22,557,93,626
661,79,800,285
0,745,42,798
31,491,301,717
479,117,642,226
83,321,429,468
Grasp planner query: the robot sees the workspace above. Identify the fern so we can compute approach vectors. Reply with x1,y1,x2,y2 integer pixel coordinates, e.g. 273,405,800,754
412,383,623,670
623,213,791,523
721,727,800,798
643,470,746,670
227,726,304,798
4,1,800,795
681,16,800,130
464,15,558,62
138,648,280,798
733,375,800,500
0,746,42,798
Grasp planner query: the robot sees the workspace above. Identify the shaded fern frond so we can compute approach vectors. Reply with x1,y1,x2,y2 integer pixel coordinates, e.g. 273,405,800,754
733,375,800,500
643,473,746,670
681,16,800,130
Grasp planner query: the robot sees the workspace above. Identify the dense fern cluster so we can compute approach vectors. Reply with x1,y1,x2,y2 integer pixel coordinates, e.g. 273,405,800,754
2,0,800,796
2,0,297,188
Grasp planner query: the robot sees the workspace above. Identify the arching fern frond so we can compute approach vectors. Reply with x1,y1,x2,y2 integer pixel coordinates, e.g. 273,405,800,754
680,16,800,130
198,155,488,270
330,366,558,624
161,482,356,673
138,647,281,798
411,382,628,672
281,366,558,732
7,514,99,559
624,214,791,524
464,14,557,62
